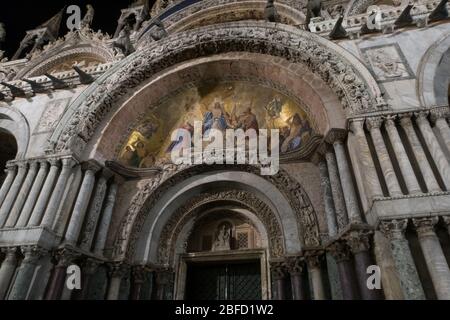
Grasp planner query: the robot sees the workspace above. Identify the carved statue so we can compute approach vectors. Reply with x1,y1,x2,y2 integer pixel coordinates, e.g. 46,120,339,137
113,25,134,56
150,18,168,41
264,0,279,22
80,4,95,29
212,222,232,251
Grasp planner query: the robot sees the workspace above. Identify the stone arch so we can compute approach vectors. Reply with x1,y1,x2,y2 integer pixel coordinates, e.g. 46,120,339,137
0,106,30,159
138,0,306,40
49,21,387,157
157,190,284,266
417,31,450,109
111,164,320,263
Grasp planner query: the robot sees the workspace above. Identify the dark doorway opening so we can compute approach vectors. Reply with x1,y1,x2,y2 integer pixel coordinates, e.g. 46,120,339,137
185,260,262,300
0,130,17,185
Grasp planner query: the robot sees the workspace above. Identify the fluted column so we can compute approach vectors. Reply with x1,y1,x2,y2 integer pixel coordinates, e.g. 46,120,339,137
324,148,349,230
270,261,287,300
79,169,112,251
332,133,364,223
384,116,422,194
328,241,359,300
430,109,450,154
41,158,76,228
5,161,39,227
8,246,45,300
130,266,146,300
415,111,450,189
285,256,307,300
0,164,16,208
380,219,425,299
399,113,441,193
318,157,338,237
64,161,100,245
107,263,127,300
28,159,61,226
349,120,384,201
0,248,18,299
94,182,119,255
305,253,326,300
44,249,78,300
0,163,27,227
346,230,383,300
16,161,49,227
412,217,450,300
366,117,403,197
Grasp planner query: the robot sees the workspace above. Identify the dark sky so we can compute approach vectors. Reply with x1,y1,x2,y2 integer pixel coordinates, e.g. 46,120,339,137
0,0,156,58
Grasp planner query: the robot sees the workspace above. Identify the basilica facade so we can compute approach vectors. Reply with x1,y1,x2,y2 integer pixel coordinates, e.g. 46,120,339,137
0,0,450,300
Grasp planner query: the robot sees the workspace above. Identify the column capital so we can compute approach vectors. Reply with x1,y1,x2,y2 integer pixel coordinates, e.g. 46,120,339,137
1,246,18,257
270,260,288,280
20,245,46,263
81,258,100,275
154,267,174,285
412,216,439,235
430,108,450,124
349,118,365,134
304,251,324,269
365,117,384,131
54,248,79,267
131,265,147,284
4,161,17,172
344,230,372,254
379,219,408,240
384,114,397,127
327,241,351,262
28,160,39,170
414,111,430,124
61,157,77,169
48,158,62,167
398,112,414,125
284,256,304,275
442,216,450,226
16,161,28,170
325,128,347,145
107,262,130,278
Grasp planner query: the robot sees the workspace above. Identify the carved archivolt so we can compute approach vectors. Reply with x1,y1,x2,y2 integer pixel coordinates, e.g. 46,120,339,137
112,164,320,261
49,21,387,155
157,190,285,266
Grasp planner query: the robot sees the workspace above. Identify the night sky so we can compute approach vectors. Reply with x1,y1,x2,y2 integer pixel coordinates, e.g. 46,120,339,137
0,0,156,58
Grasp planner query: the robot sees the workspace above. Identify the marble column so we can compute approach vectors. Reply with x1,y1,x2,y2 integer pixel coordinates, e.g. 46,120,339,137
73,259,99,300
380,219,425,299
44,249,78,300
41,158,76,228
28,159,61,226
79,170,112,251
324,148,349,230
64,162,100,245
346,230,383,300
16,161,49,227
285,256,307,300
270,261,288,300
94,182,119,255
328,241,359,300
8,246,44,300
366,117,403,197
384,116,422,194
305,253,326,300
349,120,384,201
5,161,39,227
0,248,18,299
130,266,146,300
430,109,450,154
153,268,174,300
0,164,16,208
415,112,450,189
318,157,338,237
0,163,27,227
412,217,450,300
399,113,441,193
106,263,127,300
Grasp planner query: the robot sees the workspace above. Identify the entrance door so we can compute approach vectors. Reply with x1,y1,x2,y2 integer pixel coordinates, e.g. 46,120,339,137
185,261,262,300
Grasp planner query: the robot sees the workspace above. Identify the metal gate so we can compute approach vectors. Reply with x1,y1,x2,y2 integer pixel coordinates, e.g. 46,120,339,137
185,261,262,300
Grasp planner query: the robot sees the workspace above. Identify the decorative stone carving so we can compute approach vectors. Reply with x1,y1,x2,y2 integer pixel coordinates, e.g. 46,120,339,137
305,250,324,269
34,98,71,134
344,230,372,254
285,256,304,275
412,216,439,235
51,22,385,154
270,260,288,280
80,5,95,30
112,164,320,262
156,189,285,265
327,240,351,262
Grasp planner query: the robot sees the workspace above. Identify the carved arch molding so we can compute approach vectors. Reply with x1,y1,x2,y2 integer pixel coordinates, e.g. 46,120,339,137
158,190,284,266
112,164,320,262
50,21,387,155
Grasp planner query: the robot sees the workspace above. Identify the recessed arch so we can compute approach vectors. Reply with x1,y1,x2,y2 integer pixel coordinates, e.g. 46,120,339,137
0,106,30,159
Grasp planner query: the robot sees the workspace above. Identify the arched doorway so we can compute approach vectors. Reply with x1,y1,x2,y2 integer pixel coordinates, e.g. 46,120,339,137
0,130,17,185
